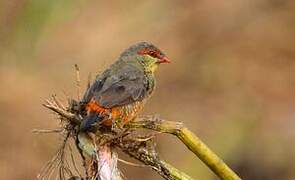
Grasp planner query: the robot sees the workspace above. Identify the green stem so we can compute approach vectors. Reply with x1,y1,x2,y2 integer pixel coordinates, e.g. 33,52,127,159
127,119,241,180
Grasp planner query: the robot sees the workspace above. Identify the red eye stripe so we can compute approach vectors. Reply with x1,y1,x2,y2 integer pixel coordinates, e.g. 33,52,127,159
148,51,156,58
138,48,161,59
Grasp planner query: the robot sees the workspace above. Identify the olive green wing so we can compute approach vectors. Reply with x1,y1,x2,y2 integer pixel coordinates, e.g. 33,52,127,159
96,78,146,108
88,63,147,108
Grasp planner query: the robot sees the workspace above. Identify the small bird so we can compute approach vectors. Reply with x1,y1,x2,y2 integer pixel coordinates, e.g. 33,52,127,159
80,42,170,132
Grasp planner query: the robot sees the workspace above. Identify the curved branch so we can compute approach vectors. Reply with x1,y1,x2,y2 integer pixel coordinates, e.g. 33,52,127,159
127,118,241,180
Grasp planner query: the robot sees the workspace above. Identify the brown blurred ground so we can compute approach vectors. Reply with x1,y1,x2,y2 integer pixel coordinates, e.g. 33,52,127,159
1,0,295,179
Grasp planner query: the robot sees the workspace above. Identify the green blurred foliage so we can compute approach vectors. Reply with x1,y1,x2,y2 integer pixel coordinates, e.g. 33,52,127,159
0,0,295,179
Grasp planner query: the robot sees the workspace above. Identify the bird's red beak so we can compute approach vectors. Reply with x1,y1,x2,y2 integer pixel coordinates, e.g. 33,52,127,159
158,56,171,64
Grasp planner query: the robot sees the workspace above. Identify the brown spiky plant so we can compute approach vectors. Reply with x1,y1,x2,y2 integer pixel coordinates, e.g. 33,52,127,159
35,63,240,180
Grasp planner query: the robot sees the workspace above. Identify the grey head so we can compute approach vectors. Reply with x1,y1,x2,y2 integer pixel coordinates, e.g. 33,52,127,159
118,42,170,64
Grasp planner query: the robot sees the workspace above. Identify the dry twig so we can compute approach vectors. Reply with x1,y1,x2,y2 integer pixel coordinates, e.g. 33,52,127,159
74,64,81,101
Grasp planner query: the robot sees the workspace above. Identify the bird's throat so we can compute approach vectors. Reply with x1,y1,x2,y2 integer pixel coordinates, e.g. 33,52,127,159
146,63,158,73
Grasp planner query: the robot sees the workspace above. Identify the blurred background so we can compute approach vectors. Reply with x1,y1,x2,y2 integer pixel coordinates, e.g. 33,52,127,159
1,0,295,179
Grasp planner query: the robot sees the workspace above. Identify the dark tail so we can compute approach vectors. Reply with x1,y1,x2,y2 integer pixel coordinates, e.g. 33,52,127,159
80,112,103,132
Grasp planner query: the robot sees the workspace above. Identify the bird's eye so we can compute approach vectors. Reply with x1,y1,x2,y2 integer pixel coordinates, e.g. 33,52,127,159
148,51,159,58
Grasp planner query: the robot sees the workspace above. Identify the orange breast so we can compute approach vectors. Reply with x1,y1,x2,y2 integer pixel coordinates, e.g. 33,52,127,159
121,101,144,124
86,99,109,114
86,99,144,126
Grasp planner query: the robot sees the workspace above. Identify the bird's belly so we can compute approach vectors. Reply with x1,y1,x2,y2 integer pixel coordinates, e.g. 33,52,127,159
109,101,144,125
86,99,144,126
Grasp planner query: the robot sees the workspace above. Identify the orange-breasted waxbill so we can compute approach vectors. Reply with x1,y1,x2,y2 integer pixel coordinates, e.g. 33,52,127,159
80,42,170,132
